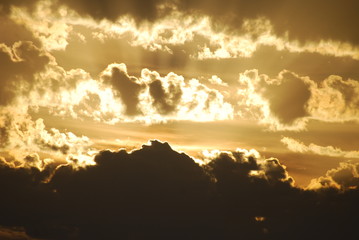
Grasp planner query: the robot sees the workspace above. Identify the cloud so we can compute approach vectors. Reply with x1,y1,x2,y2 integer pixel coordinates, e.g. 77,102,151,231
0,16,39,46
177,0,359,46
260,71,311,125
308,75,359,122
0,0,38,15
201,148,293,184
85,10,359,60
58,0,166,22
0,140,358,239
208,75,228,87
93,63,234,123
8,0,359,62
30,0,358,53
308,162,359,190
49,0,359,50
237,69,359,130
237,69,311,130
101,64,143,115
8,0,73,51
0,107,94,168
0,41,50,106
281,137,359,159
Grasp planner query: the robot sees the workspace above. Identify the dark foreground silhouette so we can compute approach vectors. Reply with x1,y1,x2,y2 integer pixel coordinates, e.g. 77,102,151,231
0,141,358,240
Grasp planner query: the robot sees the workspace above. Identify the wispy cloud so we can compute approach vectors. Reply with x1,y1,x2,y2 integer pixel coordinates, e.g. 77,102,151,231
281,136,359,159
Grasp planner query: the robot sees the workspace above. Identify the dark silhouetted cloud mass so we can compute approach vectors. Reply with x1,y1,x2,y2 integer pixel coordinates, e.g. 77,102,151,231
0,141,358,240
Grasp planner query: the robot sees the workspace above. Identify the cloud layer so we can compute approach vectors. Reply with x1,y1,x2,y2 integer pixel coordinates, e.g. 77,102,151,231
0,140,358,239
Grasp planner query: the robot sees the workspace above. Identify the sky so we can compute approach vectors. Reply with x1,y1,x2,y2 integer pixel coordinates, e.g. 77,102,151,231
0,0,359,239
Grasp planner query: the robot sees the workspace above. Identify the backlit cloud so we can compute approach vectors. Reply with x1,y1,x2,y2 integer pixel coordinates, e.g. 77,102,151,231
281,137,359,159
0,107,94,169
237,69,359,130
308,162,359,190
6,0,359,61
0,140,358,239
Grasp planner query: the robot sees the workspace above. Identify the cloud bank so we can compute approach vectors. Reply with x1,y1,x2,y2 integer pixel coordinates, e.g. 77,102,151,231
0,140,358,239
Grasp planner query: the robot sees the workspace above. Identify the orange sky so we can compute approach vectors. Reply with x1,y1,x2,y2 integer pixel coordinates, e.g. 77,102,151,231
2,1,359,239
1,0,359,187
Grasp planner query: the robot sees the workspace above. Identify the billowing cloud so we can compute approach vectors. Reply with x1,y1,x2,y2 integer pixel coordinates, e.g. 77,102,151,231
308,75,359,122
0,140,358,239
94,63,234,123
308,162,359,190
237,69,311,130
0,16,39,46
101,64,143,115
1,10,357,132
6,0,359,62
27,0,358,52
281,137,359,159
177,0,359,46
0,107,94,168
208,75,228,87
0,41,50,106
201,148,293,184
237,69,359,130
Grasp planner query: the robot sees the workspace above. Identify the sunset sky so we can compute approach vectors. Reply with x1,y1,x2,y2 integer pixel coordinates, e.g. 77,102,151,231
1,0,359,239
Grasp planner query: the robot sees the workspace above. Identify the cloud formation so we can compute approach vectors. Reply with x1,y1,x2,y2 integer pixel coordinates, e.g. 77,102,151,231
237,69,359,130
95,63,234,123
7,0,359,62
46,0,359,48
308,162,359,190
0,140,358,239
0,41,50,106
24,0,356,53
101,64,143,115
178,0,359,45
281,137,359,159
0,107,94,169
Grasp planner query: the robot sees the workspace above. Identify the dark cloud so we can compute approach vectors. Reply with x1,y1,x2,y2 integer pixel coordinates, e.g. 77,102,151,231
2,0,358,46
309,162,359,190
58,0,166,22
0,0,38,15
102,66,143,115
179,0,359,45
149,79,182,114
0,140,358,239
0,17,40,47
51,0,359,45
260,71,311,125
0,41,50,106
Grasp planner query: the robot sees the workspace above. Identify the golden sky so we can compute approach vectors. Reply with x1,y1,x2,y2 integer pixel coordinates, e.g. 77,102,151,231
0,1,359,239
